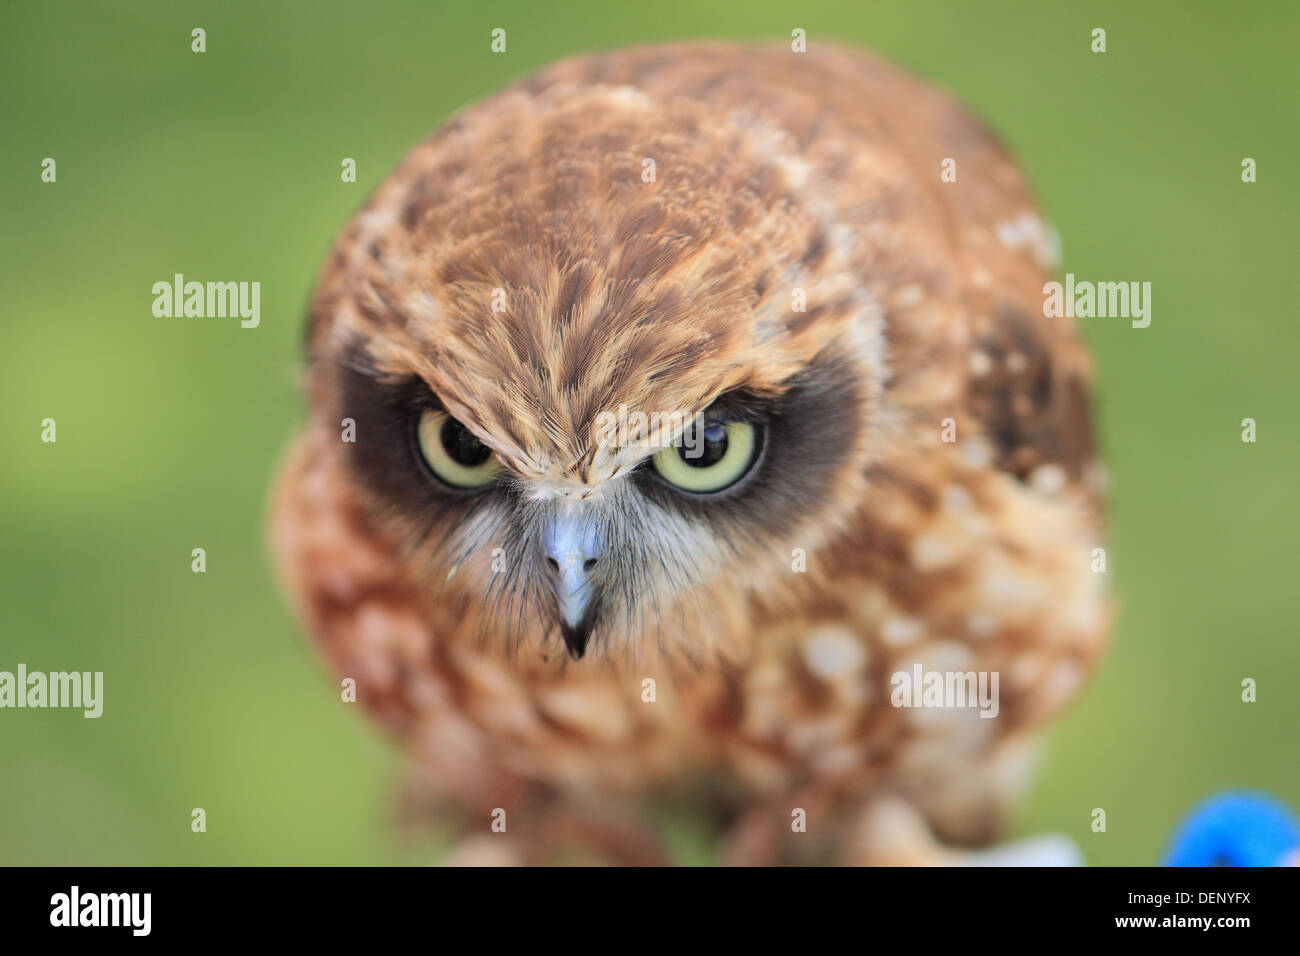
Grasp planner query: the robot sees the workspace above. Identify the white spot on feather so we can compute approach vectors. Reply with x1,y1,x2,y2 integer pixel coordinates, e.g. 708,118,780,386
880,616,924,647
1030,464,1067,496
604,85,651,110
803,627,866,679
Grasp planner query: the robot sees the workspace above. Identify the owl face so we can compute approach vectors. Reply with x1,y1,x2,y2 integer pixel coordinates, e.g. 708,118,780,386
331,339,870,660
306,84,890,660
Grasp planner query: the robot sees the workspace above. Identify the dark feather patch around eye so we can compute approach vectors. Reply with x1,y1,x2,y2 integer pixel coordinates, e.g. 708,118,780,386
632,347,863,542
690,387,781,427
332,346,493,545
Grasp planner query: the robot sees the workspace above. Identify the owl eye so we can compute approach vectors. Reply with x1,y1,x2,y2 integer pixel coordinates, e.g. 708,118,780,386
415,409,503,489
651,421,758,494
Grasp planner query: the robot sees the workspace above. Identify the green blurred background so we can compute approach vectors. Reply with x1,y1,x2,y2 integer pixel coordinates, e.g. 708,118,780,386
2,0,1297,865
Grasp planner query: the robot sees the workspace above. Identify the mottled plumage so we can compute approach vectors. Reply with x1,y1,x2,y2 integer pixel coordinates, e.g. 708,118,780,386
272,42,1107,864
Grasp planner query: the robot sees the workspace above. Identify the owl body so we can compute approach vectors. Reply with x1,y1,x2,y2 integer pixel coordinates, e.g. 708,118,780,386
273,44,1107,863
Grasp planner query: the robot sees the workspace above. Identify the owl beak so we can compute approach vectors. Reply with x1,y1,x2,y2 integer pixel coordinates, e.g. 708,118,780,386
542,514,604,660
557,617,595,661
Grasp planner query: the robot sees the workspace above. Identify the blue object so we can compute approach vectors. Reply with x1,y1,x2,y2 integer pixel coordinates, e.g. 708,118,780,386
1165,792,1300,866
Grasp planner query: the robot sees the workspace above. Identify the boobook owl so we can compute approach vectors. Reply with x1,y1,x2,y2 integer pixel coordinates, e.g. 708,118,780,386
272,42,1107,865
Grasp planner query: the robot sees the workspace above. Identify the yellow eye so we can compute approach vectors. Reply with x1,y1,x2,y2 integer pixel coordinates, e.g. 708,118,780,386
416,409,503,489
651,421,758,494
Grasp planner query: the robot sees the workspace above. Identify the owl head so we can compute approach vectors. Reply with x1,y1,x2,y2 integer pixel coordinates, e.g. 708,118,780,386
301,57,912,662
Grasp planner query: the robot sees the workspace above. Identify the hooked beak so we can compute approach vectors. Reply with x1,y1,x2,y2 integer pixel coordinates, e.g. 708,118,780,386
542,513,604,660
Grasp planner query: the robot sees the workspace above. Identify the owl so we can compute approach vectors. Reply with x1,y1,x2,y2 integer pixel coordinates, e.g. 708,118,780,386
272,42,1108,865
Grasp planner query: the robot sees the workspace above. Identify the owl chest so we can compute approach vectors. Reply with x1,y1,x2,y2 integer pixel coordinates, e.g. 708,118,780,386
414,614,1012,795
